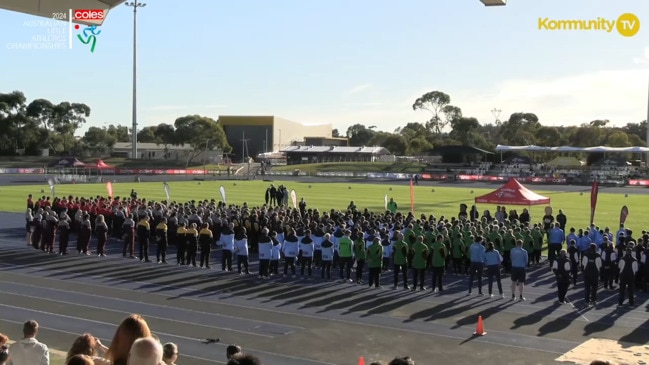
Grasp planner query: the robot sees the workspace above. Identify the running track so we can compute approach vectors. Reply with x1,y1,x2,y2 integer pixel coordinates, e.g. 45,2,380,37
1,178,649,364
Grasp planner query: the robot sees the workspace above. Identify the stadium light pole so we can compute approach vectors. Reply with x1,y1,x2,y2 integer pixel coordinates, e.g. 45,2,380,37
646,78,649,166
126,2,146,160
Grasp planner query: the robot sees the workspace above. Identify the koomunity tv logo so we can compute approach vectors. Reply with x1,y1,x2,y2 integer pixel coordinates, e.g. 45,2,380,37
538,13,640,37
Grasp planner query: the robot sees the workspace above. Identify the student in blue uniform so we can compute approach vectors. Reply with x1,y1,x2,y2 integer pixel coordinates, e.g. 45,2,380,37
510,239,529,301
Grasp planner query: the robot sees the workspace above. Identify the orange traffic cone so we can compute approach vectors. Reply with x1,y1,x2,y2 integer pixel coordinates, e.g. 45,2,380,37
473,315,486,336
358,356,365,365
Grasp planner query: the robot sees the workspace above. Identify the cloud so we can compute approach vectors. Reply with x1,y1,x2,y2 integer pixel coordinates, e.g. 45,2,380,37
288,67,649,134
457,68,649,126
344,83,373,96
146,105,187,111
145,104,228,111
632,48,649,65
343,102,383,107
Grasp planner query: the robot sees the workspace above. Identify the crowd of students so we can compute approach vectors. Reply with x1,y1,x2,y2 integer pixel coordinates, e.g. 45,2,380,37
23,193,649,307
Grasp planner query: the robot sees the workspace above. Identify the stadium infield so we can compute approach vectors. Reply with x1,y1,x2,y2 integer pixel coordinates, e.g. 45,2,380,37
1,175,648,364
1,175,649,230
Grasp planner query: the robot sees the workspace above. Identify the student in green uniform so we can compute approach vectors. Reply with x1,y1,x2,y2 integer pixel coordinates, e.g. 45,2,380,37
392,231,410,290
387,198,398,213
532,225,544,264
411,236,429,291
463,233,474,274
367,237,383,288
488,226,502,252
452,232,465,274
523,228,534,263
431,234,448,292
503,229,516,273
353,231,367,284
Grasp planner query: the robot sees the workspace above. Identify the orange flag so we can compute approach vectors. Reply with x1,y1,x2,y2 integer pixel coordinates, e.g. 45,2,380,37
106,181,113,198
409,179,415,213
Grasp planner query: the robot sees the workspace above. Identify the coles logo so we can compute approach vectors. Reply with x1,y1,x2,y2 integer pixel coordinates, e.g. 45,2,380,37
73,9,105,20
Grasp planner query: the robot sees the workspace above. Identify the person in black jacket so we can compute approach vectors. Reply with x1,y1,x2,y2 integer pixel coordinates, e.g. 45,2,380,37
618,246,638,307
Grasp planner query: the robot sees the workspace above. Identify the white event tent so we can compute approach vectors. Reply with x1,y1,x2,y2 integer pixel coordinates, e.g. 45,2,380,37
495,145,649,153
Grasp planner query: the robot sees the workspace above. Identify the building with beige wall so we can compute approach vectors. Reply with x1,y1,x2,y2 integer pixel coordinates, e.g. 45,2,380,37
218,115,332,162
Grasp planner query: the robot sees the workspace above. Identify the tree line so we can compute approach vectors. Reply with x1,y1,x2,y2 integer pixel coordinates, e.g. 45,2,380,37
337,91,648,156
2,89,646,161
0,91,232,162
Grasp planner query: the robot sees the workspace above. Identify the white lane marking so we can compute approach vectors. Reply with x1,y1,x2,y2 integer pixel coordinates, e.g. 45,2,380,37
0,289,275,338
0,280,305,329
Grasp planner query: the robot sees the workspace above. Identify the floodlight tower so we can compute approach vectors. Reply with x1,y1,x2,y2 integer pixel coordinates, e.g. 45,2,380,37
125,1,146,159
646,80,649,166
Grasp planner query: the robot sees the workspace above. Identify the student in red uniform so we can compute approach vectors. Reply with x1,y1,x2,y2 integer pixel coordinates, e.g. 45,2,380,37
78,214,92,255
27,194,34,210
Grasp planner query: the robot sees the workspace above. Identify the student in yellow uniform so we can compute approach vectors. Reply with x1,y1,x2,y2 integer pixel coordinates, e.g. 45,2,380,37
198,223,213,269
137,216,151,262
185,223,199,267
155,217,168,264
176,223,187,265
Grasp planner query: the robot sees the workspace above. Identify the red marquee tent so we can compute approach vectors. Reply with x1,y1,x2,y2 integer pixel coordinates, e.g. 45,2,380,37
95,159,114,169
474,178,550,205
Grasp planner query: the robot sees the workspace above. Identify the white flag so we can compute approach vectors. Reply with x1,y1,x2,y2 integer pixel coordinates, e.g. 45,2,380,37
163,182,170,201
47,178,55,197
384,194,388,210
219,185,226,203
291,190,297,209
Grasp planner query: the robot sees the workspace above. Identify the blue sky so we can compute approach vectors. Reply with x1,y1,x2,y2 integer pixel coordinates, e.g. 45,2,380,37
1,0,648,136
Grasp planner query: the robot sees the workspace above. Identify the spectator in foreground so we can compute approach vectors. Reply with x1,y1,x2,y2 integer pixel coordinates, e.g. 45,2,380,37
227,353,262,365
0,333,8,365
7,320,49,365
226,344,242,360
162,343,178,365
389,357,415,365
105,314,152,365
66,354,95,365
127,338,163,365
0,349,8,365
66,334,110,365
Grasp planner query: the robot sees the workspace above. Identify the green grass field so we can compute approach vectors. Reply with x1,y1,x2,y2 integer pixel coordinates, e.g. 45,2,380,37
1,180,646,230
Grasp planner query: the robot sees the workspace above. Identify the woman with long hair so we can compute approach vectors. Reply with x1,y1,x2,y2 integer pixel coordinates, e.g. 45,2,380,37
66,354,95,365
95,214,109,257
66,333,110,365
79,213,92,255
105,314,152,365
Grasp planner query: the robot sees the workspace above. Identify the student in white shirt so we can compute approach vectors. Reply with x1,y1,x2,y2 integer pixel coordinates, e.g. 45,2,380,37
219,223,236,272
257,228,272,279
234,228,250,275
9,320,49,365
282,229,299,277
270,231,282,276
320,233,335,280
299,230,315,277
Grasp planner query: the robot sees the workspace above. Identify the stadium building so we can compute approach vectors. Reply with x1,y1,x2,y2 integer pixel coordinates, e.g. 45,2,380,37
218,115,332,162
